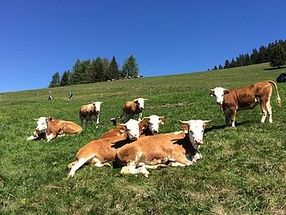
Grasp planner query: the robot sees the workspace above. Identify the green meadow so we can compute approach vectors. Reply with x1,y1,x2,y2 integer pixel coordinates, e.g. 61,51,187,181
0,63,285,214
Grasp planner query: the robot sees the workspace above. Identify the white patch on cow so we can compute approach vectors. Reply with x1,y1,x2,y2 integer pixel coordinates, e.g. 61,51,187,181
211,87,227,105
147,115,163,134
180,120,210,149
124,119,140,140
35,117,48,132
134,98,146,109
93,101,102,112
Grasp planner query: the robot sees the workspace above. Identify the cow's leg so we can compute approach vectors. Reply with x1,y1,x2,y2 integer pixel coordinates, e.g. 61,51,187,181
138,112,143,121
96,114,100,128
260,102,268,123
120,162,150,177
224,108,231,126
68,158,89,177
229,107,237,128
46,133,56,142
91,157,111,167
170,155,193,166
192,151,202,163
266,100,273,123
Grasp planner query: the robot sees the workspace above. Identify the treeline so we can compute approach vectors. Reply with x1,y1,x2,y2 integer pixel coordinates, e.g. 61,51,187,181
49,55,139,88
212,40,286,70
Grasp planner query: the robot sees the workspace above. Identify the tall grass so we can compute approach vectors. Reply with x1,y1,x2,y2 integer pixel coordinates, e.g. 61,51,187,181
0,63,285,214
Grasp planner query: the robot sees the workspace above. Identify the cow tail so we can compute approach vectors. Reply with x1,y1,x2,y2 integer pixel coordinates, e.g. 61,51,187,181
269,80,282,107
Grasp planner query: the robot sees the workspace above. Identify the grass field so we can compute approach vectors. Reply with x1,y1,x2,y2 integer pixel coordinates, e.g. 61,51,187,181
0,63,286,214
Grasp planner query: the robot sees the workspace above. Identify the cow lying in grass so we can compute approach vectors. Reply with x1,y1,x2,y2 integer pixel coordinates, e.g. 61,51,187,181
115,119,211,177
79,101,103,127
27,117,82,142
67,116,165,177
210,80,281,127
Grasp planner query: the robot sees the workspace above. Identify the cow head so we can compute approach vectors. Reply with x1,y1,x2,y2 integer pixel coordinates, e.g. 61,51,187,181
92,101,103,112
35,117,48,132
210,87,229,105
180,120,211,149
119,119,140,140
141,115,165,134
134,98,147,111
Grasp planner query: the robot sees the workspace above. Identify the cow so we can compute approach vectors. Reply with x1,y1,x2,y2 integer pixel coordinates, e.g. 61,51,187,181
67,117,165,177
140,115,165,135
111,114,165,135
27,117,82,142
79,101,102,127
115,119,211,177
120,98,147,122
209,80,281,127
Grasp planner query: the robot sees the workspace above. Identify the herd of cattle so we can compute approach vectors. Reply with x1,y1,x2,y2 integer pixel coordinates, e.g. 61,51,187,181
26,80,282,177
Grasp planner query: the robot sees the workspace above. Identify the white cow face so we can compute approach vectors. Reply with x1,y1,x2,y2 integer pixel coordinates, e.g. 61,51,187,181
93,101,102,112
180,120,211,150
35,117,48,132
122,119,140,140
144,115,165,134
210,87,228,105
134,98,147,110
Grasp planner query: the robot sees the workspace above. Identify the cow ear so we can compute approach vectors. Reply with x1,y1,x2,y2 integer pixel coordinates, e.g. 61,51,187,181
118,124,126,133
48,117,53,121
134,99,139,104
159,116,165,124
180,124,189,134
209,90,214,96
203,120,212,128
224,90,230,95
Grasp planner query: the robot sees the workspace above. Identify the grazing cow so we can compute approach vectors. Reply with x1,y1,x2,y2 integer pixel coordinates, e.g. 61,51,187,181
120,98,147,122
27,117,82,142
209,80,281,127
79,101,102,127
115,119,211,177
67,117,164,177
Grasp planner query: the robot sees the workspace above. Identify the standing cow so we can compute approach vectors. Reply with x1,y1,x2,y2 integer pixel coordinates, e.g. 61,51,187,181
120,98,147,122
210,80,281,127
79,101,102,128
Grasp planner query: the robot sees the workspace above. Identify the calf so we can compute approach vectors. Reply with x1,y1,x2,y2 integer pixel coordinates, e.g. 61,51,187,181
120,98,147,122
79,101,102,127
67,117,164,178
115,119,211,177
210,80,281,127
27,117,82,142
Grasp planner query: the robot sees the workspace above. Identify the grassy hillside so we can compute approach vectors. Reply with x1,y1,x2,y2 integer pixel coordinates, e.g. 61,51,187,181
0,63,285,214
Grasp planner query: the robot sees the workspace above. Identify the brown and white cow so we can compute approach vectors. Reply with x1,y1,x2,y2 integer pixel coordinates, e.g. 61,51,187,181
120,98,147,122
79,101,102,127
67,117,165,177
210,80,281,127
115,119,211,177
27,117,82,142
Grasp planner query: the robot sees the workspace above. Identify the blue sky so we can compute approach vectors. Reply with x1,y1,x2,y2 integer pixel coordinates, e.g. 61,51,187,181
0,0,285,93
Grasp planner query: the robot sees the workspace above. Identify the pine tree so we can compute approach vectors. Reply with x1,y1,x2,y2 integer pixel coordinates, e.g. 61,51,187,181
122,55,139,78
224,60,230,69
109,56,120,79
49,72,61,88
60,71,69,86
270,44,286,68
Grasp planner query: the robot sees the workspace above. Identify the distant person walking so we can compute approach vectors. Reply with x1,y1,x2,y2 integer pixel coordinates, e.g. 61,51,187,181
68,91,73,100
48,90,53,100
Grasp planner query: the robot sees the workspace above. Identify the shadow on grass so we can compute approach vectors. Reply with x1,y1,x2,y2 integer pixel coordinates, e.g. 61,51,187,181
264,66,286,71
205,120,252,132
